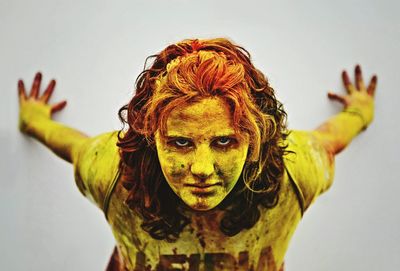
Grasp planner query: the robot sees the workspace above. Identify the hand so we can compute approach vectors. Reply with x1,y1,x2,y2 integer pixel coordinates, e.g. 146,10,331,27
18,72,67,134
327,65,378,127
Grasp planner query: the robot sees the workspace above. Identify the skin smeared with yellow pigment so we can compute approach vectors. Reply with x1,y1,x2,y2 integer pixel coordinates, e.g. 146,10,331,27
18,73,88,163
155,97,249,211
18,60,377,270
314,67,376,154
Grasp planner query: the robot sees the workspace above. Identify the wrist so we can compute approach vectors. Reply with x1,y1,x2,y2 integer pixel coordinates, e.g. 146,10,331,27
343,94,374,128
342,107,368,131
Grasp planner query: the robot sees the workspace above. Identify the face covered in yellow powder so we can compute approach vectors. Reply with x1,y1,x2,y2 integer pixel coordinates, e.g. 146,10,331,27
155,97,250,211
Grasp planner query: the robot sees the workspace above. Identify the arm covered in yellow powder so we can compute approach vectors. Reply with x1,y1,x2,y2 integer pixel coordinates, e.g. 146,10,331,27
313,65,377,155
18,72,88,163
18,72,120,208
284,66,377,211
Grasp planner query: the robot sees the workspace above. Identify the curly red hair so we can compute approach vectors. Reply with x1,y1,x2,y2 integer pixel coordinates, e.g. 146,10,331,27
118,38,288,241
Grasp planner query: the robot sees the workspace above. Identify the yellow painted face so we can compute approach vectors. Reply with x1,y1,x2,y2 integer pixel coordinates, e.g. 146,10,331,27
155,97,249,211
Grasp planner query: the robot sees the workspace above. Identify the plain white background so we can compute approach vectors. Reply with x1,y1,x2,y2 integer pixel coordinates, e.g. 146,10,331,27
1,0,399,270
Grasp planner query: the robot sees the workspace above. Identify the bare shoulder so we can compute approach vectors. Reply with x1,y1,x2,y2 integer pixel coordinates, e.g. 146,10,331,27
283,130,335,211
73,131,121,209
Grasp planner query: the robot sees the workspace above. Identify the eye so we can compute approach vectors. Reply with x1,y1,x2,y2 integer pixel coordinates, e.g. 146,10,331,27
166,137,194,149
214,137,234,147
174,138,191,147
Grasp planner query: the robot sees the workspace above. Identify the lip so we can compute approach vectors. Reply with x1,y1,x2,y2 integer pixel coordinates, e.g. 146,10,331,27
184,183,222,197
184,183,222,188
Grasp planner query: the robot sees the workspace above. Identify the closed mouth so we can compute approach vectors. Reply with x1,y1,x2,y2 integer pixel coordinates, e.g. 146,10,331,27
185,183,222,188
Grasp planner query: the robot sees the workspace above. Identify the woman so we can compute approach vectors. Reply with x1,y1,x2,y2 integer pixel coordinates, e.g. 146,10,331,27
18,38,377,270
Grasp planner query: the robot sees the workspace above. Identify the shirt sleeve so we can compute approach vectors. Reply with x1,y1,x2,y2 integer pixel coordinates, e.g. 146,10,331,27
283,130,335,212
73,131,121,210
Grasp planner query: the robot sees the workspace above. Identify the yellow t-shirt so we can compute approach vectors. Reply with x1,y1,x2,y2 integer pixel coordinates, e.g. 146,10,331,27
73,130,334,271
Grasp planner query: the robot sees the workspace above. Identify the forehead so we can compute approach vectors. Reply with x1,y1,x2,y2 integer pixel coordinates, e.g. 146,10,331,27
165,97,235,137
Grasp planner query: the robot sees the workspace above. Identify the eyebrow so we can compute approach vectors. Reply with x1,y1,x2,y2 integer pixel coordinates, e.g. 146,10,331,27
165,133,237,139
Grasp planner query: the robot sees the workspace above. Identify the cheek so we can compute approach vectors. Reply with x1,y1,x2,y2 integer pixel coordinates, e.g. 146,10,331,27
159,152,189,180
216,149,247,180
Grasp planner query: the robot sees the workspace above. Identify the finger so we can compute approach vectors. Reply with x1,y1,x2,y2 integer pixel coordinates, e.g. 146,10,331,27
327,92,347,106
355,65,365,91
367,75,378,96
18,80,27,101
41,79,56,103
342,70,356,93
30,72,42,98
51,100,67,114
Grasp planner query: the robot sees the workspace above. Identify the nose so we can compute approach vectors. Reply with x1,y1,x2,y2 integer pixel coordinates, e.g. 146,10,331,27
190,146,214,179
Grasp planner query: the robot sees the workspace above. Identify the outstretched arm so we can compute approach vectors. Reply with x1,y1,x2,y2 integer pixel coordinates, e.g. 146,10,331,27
313,65,377,155
19,72,121,209
284,66,377,209
18,72,89,163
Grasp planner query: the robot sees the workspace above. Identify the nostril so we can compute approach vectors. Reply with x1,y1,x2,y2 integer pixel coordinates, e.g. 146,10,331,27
193,172,210,180
190,163,215,179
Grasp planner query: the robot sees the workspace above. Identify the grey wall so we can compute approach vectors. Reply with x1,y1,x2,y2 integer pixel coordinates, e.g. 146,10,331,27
1,0,399,270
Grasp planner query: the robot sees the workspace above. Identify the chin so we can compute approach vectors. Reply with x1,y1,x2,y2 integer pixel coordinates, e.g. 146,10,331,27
191,204,214,212
186,198,222,212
